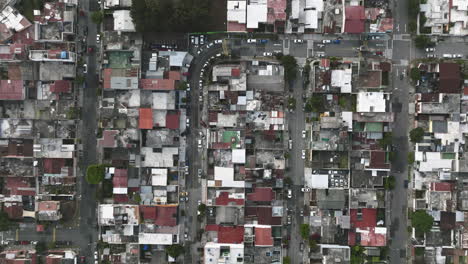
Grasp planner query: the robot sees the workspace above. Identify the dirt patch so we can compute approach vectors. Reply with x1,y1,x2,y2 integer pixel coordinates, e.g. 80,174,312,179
207,0,227,32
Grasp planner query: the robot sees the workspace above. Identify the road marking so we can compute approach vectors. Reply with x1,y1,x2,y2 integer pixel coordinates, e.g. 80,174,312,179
15,229,18,240
404,24,407,33
396,24,400,32
53,228,56,242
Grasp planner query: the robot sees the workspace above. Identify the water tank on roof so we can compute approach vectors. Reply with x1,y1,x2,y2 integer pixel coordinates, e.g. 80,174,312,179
60,51,68,59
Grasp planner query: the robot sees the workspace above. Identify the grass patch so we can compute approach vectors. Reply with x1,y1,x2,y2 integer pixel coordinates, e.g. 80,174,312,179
15,0,44,21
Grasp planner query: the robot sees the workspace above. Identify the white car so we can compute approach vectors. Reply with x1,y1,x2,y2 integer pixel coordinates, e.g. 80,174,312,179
198,139,202,148
198,200,202,206
199,95,203,102
322,39,332,44
94,251,98,259
186,84,190,91
186,119,190,127
190,36,196,44
442,54,453,58
96,34,100,43
199,35,205,45
198,169,202,178
425,47,435,52
301,187,311,192
456,54,463,58
247,39,257,43
302,130,306,138
294,39,304,43
301,150,306,159
317,44,325,48
197,50,202,55
184,233,188,239
207,43,214,48
426,54,436,58
83,64,87,73
214,39,223,44
287,189,292,199
263,52,272,56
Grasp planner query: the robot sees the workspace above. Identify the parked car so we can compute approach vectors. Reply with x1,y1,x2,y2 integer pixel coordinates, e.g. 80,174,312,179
301,150,306,159
184,233,188,239
263,52,272,56
300,210,304,217
375,51,383,56
87,47,94,53
190,35,196,44
287,215,292,225
288,139,293,150
425,47,435,52
426,54,436,58
198,169,202,178
301,187,311,192
186,119,190,127
287,189,292,199
260,39,268,44
214,39,223,44
199,95,203,102
198,139,202,148
199,35,205,45
322,39,332,44
247,39,257,43
82,64,87,73
300,243,304,251
294,39,304,43
302,130,306,138
333,39,341,44
456,54,463,58
96,34,100,43
198,200,202,206
442,54,453,58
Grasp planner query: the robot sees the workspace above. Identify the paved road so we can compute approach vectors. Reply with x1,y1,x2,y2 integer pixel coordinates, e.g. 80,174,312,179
286,71,306,264
184,43,223,264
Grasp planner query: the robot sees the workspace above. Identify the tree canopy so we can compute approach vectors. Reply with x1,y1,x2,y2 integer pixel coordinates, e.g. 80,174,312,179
411,210,434,235
130,0,211,32
86,164,105,184
91,11,103,24
279,55,298,82
414,35,431,49
410,67,421,81
0,211,13,231
410,127,424,143
299,224,310,240
165,244,185,258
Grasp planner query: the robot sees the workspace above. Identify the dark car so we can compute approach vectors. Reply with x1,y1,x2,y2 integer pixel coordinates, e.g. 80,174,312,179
404,180,409,188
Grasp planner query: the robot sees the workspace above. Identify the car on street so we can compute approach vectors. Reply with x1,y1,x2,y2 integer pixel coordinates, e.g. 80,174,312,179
300,210,304,217
186,84,190,91
190,35,196,44
180,197,185,202
456,54,463,58
443,54,453,58
198,169,202,178
186,118,190,127
302,130,306,138
300,243,304,251
199,80,203,87
96,34,100,43
214,39,223,44
199,95,203,102
209,207,214,216
198,139,202,148
247,39,257,43
294,39,304,43
83,64,87,73
375,51,383,56
426,47,435,52
317,53,326,57
301,150,306,159
87,47,94,53
198,200,202,206
263,52,272,56
79,256,86,263
288,139,292,150
287,215,292,225
317,44,325,48
184,233,188,239
301,187,311,192
322,39,332,44
287,189,292,198
426,54,436,58
404,180,409,188
199,35,205,45
333,39,341,44
94,251,98,260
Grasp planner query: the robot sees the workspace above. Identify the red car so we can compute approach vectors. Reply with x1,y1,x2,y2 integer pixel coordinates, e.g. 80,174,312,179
79,256,86,263
88,47,94,53
375,51,383,56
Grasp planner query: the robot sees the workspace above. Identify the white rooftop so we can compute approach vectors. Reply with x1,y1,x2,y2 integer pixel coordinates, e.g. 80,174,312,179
227,0,247,23
208,167,245,188
138,233,174,245
246,0,267,29
331,69,352,93
113,10,135,32
232,149,246,164
357,92,387,112
204,243,244,264
151,168,168,186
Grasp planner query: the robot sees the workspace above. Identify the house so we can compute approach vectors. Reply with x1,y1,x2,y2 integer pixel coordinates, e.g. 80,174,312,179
37,201,62,221
344,6,365,33
438,63,461,93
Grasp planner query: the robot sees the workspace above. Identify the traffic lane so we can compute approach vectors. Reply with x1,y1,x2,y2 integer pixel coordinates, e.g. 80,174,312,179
324,40,361,57
392,40,411,60
289,41,308,57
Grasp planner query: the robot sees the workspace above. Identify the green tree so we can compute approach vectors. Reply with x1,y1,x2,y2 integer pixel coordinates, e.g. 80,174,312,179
309,95,323,112
198,203,207,214
415,247,425,256
279,55,298,82
284,177,293,186
411,210,434,236
133,192,141,203
91,11,103,24
384,176,396,190
351,246,364,264
287,97,296,109
410,67,421,81
408,21,417,33
410,127,425,143
283,256,291,264
165,244,185,258
299,224,310,240
86,164,105,184
309,239,319,252
0,211,13,231
378,132,393,149
178,81,188,90
408,151,415,164
414,35,431,49
35,241,47,254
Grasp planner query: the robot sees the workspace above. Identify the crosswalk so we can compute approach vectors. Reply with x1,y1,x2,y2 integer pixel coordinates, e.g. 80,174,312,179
393,34,411,41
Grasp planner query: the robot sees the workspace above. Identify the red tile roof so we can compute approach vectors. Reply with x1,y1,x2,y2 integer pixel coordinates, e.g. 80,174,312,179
231,68,241,77
166,111,180,129
350,208,377,229
6,177,35,196
3,202,23,220
227,22,247,32
344,6,365,33
267,0,287,23
50,80,71,93
349,227,386,246
37,201,59,211
245,207,281,225
369,151,390,169
205,224,219,231
255,227,273,246
140,205,177,226
113,194,129,203
247,188,275,202
439,63,461,93
103,69,112,89
0,80,24,100
215,192,244,206
45,256,62,264
464,87,468,96
43,158,65,174
98,130,118,148
218,226,244,244
139,108,153,129
167,71,181,81
140,79,175,90
113,169,128,188
430,182,453,192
